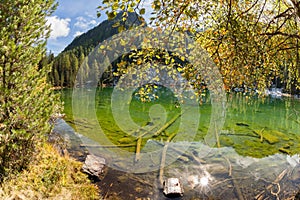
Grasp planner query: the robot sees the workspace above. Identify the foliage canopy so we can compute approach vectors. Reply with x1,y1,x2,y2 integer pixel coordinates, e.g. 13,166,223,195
99,0,300,94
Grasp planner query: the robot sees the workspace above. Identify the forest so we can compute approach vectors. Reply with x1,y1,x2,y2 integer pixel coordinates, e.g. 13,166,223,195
43,0,300,95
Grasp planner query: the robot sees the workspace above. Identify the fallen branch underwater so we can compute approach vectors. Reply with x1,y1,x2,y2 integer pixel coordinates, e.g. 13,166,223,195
80,143,136,148
134,112,182,162
255,169,288,200
153,112,182,137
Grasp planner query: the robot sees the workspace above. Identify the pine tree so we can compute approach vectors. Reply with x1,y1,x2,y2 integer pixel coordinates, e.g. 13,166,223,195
0,0,59,180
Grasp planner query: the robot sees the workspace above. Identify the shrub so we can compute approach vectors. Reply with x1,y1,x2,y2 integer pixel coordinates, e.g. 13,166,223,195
0,144,100,200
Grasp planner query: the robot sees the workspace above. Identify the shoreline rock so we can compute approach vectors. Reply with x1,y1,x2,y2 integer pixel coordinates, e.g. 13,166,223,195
82,154,106,178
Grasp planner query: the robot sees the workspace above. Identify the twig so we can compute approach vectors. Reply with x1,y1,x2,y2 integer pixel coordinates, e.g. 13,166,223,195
232,176,244,200
223,156,244,200
159,142,169,188
135,137,142,162
255,169,288,199
212,177,250,188
224,156,232,176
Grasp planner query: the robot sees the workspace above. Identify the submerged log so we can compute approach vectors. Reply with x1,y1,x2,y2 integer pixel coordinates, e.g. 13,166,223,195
135,137,142,162
153,113,182,136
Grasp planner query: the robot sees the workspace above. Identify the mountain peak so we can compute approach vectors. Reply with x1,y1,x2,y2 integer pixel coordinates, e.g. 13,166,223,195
62,11,144,53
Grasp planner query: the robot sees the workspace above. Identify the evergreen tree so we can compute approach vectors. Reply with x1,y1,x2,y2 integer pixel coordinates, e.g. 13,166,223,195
0,0,59,180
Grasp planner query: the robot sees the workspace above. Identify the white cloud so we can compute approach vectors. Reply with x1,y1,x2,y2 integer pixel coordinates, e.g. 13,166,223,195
74,16,97,30
46,16,71,40
74,31,84,38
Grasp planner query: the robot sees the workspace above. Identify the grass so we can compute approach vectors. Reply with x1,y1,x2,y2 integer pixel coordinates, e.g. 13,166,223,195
0,143,101,200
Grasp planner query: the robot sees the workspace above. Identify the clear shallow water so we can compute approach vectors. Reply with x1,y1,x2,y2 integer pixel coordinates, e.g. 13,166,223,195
59,88,300,199
62,88,300,158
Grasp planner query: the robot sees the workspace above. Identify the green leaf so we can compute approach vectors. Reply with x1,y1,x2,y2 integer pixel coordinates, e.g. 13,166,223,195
107,11,117,19
139,8,146,15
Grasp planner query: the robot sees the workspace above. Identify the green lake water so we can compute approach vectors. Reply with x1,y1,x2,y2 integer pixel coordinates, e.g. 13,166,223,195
61,88,300,158
58,88,300,199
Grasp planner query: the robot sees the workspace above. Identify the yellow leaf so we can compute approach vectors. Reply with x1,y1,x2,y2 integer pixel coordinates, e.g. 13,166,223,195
177,67,183,72
120,39,126,46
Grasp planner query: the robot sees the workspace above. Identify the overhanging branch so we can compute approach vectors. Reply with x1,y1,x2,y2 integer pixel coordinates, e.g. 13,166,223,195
261,31,300,39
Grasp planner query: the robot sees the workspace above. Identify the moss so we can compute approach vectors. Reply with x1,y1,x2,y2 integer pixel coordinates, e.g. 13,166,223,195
271,130,290,141
0,143,101,200
262,133,280,144
118,137,134,144
253,130,280,144
220,136,234,146
232,139,278,158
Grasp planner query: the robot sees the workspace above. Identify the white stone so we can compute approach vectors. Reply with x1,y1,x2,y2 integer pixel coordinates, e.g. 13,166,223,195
163,178,184,197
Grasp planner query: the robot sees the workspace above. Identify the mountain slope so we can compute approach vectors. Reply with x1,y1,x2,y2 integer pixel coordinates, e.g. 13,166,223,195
63,11,144,52
48,12,145,87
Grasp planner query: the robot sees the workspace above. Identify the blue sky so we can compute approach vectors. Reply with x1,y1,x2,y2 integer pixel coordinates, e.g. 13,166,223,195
46,0,152,55
46,0,106,55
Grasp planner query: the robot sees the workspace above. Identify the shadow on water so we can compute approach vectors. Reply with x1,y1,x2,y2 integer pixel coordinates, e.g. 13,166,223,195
56,88,300,199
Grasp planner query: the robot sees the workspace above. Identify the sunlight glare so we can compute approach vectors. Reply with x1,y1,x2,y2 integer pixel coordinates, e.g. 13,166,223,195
200,176,209,186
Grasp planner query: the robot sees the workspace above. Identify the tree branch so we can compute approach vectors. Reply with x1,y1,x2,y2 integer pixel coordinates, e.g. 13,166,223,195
261,31,300,39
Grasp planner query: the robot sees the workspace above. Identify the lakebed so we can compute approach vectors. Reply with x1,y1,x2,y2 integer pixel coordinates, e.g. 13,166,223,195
55,88,300,199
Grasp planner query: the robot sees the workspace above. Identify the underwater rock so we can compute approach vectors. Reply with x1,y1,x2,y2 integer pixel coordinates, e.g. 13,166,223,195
163,178,184,197
82,154,106,178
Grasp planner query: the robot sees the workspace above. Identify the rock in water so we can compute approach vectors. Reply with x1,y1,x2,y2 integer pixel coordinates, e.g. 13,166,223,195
163,178,184,197
82,154,106,177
